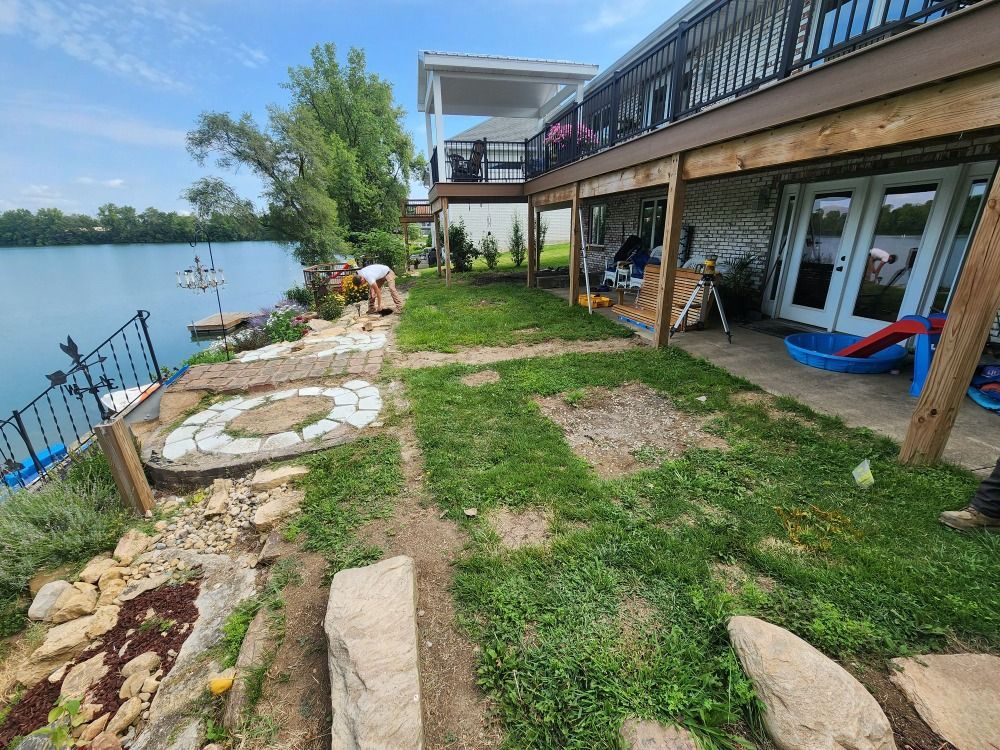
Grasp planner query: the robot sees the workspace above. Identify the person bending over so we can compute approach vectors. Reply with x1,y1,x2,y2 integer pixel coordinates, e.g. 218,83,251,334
356,263,403,314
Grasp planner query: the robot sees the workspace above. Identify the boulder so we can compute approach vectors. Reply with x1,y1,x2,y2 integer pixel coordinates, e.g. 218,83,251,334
87,605,120,639
254,531,288,567
204,479,233,517
79,556,117,585
250,465,309,491
620,718,698,749
61,652,107,700
98,567,127,589
98,579,126,606
890,653,1000,750
79,712,110,741
308,318,333,332
18,615,96,686
48,581,98,623
728,616,895,750
119,574,170,602
28,580,73,621
223,607,276,730
91,730,124,750
253,489,304,532
122,651,161,678
120,670,148,699
114,529,154,565
325,555,423,750
106,696,143,735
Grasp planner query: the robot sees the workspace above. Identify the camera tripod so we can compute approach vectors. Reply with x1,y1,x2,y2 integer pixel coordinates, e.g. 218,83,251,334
669,262,732,344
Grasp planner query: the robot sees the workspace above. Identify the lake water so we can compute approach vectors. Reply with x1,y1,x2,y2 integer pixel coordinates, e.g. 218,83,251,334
0,241,303,423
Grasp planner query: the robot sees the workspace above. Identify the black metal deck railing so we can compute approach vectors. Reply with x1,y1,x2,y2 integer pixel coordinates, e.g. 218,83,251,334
1,310,163,493
430,0,973,184
430,140,527,183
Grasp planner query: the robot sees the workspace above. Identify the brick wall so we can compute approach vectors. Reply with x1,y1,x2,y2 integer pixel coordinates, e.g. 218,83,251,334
579,132,1000,288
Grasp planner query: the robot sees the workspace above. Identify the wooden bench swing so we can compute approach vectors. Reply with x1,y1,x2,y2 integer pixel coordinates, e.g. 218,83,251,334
611,265,715,333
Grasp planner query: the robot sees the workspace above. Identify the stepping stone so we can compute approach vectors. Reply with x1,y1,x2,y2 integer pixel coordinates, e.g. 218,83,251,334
346,410,378,428
208,398,242,411
325,556,423,750
890,653,1000,749
298,386,324,396
334,391,358,406
303,419,338,440
269,389,298,401
251,465,309,490
355,386,379,399
198,434,233,452
342,380,369,391
236,396,268,410
195,423,226,440
323,387,350,400
620,718,697,749
163,439,196,461
219,437,262,455
728,616,894,750
329,405,356,421
208,408,242,423
262,432,302,450
357,396,382,411
182,411,214,426
165,425,198,444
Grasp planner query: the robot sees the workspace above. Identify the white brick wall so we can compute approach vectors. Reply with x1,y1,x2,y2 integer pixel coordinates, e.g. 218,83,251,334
447,204,570,249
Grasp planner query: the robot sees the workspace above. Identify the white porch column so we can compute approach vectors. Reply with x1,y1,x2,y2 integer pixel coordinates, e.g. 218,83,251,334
424,111,434,181
432,74,446,183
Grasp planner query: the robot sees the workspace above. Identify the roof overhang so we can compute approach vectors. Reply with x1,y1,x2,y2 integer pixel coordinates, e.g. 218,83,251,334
418,51,598,119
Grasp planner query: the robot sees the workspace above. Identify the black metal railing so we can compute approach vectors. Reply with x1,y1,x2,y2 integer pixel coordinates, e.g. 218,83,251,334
0,310,163,494
430,139,527,183
430,0,973,184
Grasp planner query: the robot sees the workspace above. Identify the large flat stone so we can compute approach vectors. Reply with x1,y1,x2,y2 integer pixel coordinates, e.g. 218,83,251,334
114,529,154,565
28,580,73,621
728,616,895,750
61,652,108,701
890,653,1000,750
253,489,304,532
18,615,96,686
48,581,98,623
325,555,423,750
222,607,276,731
250,464,309,490
620,718,698,749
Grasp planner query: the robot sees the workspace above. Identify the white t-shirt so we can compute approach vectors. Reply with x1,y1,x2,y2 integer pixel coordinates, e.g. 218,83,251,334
357,264,391,285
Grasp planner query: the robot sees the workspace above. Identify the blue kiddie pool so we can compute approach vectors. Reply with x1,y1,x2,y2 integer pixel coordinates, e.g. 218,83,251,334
784,333,907,374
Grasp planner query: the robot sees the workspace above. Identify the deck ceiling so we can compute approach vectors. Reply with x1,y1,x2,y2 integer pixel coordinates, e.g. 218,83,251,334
418,51,598,119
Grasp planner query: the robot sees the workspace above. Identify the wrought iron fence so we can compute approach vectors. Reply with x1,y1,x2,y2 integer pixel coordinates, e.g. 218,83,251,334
434,0,975,182
430,139,527,183
1,310,162,494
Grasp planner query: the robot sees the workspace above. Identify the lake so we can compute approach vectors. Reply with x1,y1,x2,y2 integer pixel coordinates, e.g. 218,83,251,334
0,241,303,423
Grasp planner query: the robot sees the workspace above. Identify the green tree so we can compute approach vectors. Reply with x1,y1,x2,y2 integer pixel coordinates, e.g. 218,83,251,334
508,214,526,268
186,43,422,265
448,219,479,272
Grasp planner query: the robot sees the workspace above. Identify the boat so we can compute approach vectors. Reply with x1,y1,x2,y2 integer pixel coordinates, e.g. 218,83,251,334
3,443,68,488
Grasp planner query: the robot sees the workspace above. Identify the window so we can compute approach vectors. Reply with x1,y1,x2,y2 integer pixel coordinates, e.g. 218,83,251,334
589,205,606,246
639,198,666,251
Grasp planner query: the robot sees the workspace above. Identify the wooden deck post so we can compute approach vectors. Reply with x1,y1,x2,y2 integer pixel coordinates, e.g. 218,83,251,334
654,153,686,347
94,418,154,516
900,175,1000,465
527,197,536,289
432,212,442,278
441,198,452,287
568,183,581,306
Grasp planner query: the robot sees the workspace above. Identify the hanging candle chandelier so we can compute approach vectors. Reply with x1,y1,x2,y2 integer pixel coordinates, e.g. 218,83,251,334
176,255,226,292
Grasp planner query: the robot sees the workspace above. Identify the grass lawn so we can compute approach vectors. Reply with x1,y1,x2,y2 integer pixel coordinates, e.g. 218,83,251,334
396,275,632,352
403,348,998,748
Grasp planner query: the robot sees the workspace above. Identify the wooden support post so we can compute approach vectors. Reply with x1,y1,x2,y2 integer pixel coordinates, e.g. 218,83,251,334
441,198,452,287
527,197,536,289
94,418,154,516
654,154,686,347
900,174,1000,465
567,184,581,306
432,212,442,278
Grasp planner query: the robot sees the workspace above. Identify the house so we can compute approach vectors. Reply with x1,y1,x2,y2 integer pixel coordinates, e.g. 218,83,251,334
415,0,1000,465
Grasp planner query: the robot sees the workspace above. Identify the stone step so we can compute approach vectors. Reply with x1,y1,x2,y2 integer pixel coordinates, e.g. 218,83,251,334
325,555,424,750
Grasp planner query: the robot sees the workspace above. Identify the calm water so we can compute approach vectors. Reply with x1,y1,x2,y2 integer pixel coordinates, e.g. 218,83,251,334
0,241,302,422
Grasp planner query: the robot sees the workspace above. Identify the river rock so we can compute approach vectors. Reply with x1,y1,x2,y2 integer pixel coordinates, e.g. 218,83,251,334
87,605,121,638
114,529,154,565
250,465,309,491
889,653,1000,749
79,556,117,584
253,489,304,532
79,713,111,741
325,555,423,750
223,607,275,730
107,696,143,735
48,581,98,623
122,651,161,678
91,730,124,750
120,670,149,699
61,652,108,701
728,616,895,750
620,718,698,749
18,614,96,686
28,580,73,621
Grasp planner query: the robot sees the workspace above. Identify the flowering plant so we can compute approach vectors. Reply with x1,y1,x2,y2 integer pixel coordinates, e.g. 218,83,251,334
543,123,598,148
339,274,369,305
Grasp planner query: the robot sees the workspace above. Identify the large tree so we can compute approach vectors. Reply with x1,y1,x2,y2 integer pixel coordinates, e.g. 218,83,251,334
187,44,422,265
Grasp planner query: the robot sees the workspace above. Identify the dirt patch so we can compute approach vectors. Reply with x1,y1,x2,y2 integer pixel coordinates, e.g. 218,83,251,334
710,562,776,595
535,383,728,479
229,396,332,437
616,594,656,658
358,423,502,750
488,508,551,550
159,390,209,426
394,336,642,369
460,370,501,387
732,391,813,425
845,661,953,750
240,551,330,750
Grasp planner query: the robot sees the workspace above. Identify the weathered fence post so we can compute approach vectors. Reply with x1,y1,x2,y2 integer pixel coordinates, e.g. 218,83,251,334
94,418,154,515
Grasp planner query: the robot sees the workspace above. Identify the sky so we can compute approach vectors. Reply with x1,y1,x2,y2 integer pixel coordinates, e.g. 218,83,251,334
0,0,688,216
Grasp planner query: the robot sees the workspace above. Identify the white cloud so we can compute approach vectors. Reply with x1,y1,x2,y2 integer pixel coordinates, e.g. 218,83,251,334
0,0,268,90
0,92,186,148
76,176,126,187
16,183,77,206
580,0,650,32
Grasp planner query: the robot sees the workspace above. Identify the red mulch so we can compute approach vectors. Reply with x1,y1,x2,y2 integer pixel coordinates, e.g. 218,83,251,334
0,580,200,747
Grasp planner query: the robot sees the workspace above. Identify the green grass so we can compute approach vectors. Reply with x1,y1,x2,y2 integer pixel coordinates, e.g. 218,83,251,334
284,436,403,575
219,558,301,668
184,347,231,367
396,276,632,353
402,348,998,748
0,448,132,637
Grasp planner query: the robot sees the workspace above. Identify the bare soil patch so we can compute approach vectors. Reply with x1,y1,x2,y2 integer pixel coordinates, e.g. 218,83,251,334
357,423,502,750
159,390,207,427
229,396,332,436
535,383,728,479
616,595,657,660
488,508,551,550
394,336,642,369
710,562,776,595
460,370,501,387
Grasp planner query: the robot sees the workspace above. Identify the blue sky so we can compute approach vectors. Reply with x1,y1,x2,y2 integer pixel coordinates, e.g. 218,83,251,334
0,0,685,215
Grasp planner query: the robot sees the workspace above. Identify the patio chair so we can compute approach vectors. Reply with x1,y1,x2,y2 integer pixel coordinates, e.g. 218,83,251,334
601,235,642,287
448,140,486,182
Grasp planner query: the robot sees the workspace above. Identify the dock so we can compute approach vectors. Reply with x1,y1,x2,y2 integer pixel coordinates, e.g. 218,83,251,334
187,312,255,334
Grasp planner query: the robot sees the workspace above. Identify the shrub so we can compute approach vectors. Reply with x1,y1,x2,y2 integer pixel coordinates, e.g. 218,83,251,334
358,229,406,273
538,216,549,255
448,219,479,272
480,232,499,270
317,295,344,321
263,304,309,343
509,214,526,267
184,348,231,366
339,275,369,305
284,284,314,308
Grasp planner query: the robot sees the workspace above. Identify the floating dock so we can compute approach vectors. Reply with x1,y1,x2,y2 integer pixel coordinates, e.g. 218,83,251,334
187,312,255,334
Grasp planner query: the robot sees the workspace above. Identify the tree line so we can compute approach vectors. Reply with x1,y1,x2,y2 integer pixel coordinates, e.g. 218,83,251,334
0,203,271,248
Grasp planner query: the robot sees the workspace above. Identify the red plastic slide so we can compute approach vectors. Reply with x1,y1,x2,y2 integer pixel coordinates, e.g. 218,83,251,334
835,315,945,358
